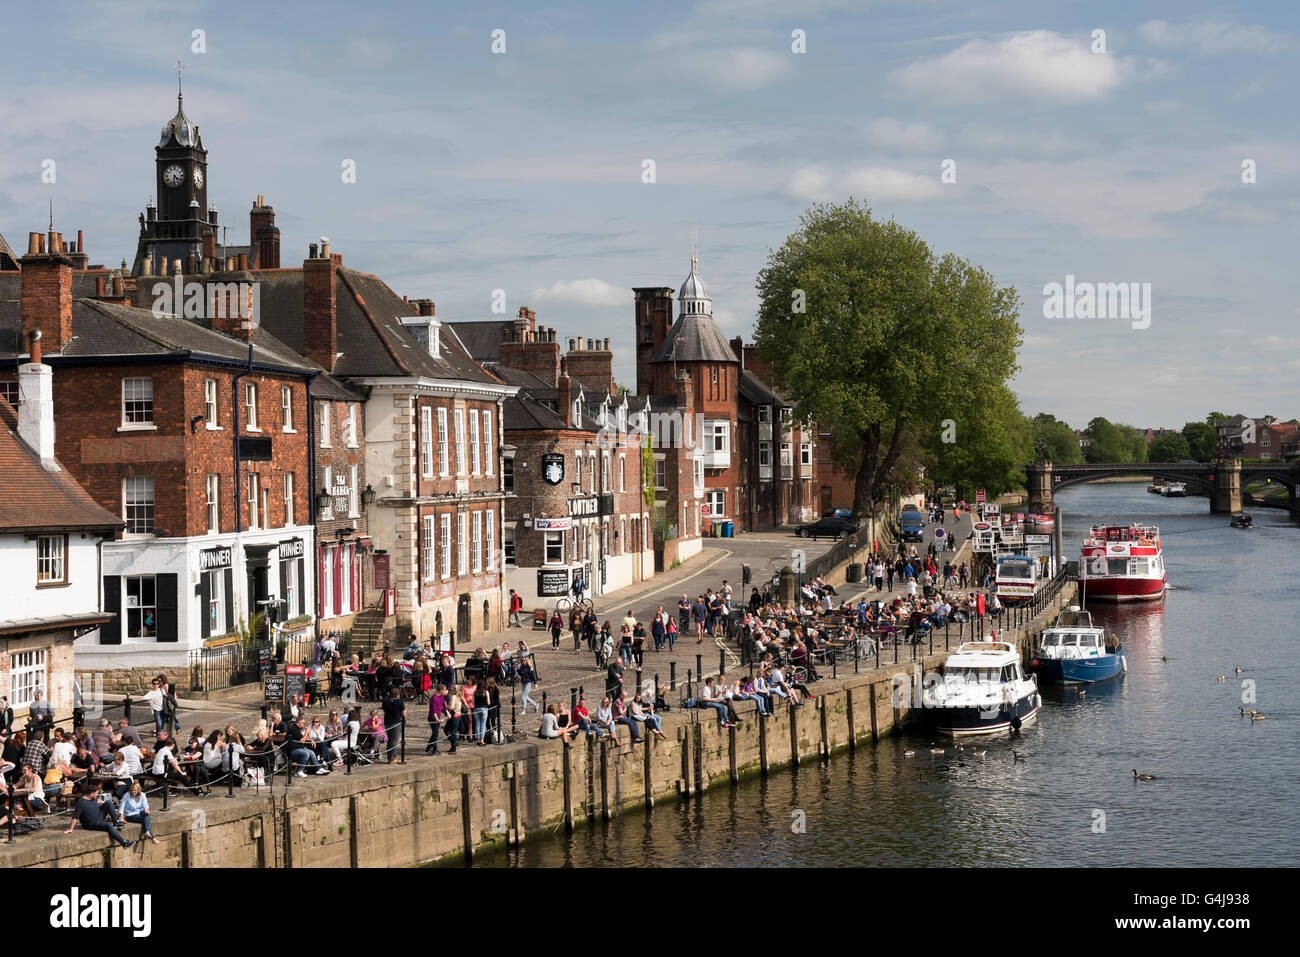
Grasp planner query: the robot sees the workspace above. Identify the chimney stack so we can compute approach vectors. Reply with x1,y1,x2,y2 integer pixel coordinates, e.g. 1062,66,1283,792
675,369,693,411
303,244,338,370
18,330,57,468
411,298,435,317
19,239,74,352
498,309,561,386
565,333,615,396
557,375,573,428
250,196,280,269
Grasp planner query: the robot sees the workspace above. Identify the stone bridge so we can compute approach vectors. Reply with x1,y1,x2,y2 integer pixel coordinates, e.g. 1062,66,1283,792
1025,460,1300,519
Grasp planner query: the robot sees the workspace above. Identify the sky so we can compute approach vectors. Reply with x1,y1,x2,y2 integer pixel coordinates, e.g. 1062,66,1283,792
2,0,1297,429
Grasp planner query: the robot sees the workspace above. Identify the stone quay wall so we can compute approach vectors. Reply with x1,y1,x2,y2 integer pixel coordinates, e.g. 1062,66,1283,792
8,583,1077,869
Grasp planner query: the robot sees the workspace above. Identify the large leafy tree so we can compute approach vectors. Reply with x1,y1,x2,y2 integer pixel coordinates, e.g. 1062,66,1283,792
754,199,1022,520
1030,412,1084,464
1182,420,1215,461
1148,432,1191,463
925,386,1032,500
1082,417,1147,463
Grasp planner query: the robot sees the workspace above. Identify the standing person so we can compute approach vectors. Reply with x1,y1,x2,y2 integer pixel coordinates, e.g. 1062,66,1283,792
549,610,563,650
158,676,182,733
677,595,692,635
605,657,625,702
959,562,969,588
426,686,448,754
28,691,54,734
665,615,678,652
568,609,581,651
518,658,539,715
619,625,634,665
886,560,895,592
442,688,464,754
381,687,406,763
631,622,646,668
508,589,524,628
471,681,490,745
582,608,598,652
0,695,12,734
651,608,666,652
692,595,708,644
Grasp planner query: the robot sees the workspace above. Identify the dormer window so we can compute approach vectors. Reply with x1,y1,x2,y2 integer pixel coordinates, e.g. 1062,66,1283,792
399,316,441,358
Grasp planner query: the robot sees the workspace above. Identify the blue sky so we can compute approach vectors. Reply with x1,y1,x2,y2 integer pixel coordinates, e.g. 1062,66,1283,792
2,0,1297,428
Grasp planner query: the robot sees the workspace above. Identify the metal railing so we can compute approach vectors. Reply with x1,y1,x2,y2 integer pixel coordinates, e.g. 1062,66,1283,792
188,640,269,693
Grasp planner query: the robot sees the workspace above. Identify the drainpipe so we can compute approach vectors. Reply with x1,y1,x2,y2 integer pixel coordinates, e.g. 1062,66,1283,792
232,340,253,631
306,374,318,628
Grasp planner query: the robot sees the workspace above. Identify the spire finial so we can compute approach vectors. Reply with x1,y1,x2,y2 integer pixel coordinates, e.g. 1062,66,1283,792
175,57,185,105
690,224,698,270
49,198,54,233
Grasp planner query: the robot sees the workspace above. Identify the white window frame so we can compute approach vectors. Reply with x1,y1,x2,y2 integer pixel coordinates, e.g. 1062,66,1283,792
321,466,333,521
321,545,334,615
248,472,260,530
319,402,331,447
801,443,813,467
440,514,452,579
124,575,158,639
758,405,772,423
457,511,468,575
472,510,483,573
349,465,359,518
281,386,294,432
204,378,220,429
588,450,596,492
123,476,155,534
121,377,155,429
9,650,46,711
420,406,434,478
706,489,726,516
205,569,226,635
422,516,436,581
36,535,66,585
503,524,515,567
602,452,610,492
574,453,582,488
245,382,259,431
759,441,772,467
486,508,496,571
437,408,449,477
544,531,564,565
619,454,626,493
709,421,729,453
454,410,467,476
284,471,295,526
483,410,494,476
654,456,666,490
346,404,359,448
206,474,220,534
470,409,481,476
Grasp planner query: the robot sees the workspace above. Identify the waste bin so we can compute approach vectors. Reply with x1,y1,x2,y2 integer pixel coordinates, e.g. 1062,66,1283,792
847,562,864,583
722,520,734,538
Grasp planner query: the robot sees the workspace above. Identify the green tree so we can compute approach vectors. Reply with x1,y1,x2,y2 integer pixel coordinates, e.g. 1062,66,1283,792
1148,432,1191,462
753,199,1022,521
925,387,1032,500
1181,421,1215,461
1083,417,1147,463
1031,412,1084,463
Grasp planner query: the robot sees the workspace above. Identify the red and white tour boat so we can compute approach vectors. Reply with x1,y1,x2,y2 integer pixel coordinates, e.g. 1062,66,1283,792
1080,523,1166,602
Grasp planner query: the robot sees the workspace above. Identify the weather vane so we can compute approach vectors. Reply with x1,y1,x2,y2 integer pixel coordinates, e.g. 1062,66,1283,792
175,58,184,99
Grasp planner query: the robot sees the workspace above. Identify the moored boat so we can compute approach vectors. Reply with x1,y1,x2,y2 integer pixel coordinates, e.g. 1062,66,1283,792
1162,482,1186,497
1029,606,1125,684
1080,523,1166,603
1230,512,1254,529
923,640,1041,736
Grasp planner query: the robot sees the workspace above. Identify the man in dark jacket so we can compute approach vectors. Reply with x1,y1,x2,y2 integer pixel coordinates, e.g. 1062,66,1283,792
381,689,406,763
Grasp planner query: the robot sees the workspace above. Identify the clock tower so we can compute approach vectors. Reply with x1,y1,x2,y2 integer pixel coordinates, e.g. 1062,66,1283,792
132,61,218,277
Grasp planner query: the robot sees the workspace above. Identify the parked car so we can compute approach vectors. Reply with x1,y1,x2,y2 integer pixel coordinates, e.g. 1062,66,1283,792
796,516,859,540
822,507,853,519
900,510,925,542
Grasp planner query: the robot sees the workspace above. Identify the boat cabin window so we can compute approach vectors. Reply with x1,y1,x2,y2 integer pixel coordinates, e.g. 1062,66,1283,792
1130,559,1149,575
1087,557,1106,575
1042,633,1059,646
1080,634,1100,647
1107,558,1128,575
998,561,1033,580
999,664,1016,682
1060,632,1078,646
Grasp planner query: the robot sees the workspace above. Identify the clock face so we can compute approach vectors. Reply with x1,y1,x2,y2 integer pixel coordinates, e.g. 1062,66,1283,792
163,164,185,188
192,168,204,189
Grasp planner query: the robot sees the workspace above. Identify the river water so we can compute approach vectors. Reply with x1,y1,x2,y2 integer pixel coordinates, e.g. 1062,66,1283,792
471,483,1299,867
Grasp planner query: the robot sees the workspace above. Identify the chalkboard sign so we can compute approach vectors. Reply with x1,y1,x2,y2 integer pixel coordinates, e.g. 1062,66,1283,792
537,568,570,597
257,647,274,675
284,664,307,702
263,674,285,702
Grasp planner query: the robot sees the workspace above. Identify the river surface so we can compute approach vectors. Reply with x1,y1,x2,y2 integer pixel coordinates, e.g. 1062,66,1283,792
470,484,1299,867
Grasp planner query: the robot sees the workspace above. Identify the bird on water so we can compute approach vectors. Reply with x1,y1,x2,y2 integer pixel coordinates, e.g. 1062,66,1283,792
904,749,915,757
1251,714,1267,722
1240,707,1257,717
1012,751,1025,763
1216,675,1226,681
929,741,945,754
1133,769,1156,781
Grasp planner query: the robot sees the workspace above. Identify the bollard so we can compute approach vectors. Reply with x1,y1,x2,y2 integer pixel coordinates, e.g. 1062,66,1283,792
542,691,548,714
719,649,725,675
162,778,170,811
670,661,677,691
122,696,133,725
635,668,642,697
570,687,578,712
6,785,14,843
832,653,838,680
511,685,517,737
260,704,269,722
654,674,660,704
696,654,703,680
226,753,235,798
400,720,406,763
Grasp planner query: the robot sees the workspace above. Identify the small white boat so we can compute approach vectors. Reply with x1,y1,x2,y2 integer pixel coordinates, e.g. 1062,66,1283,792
923,640,1041,737
1162,482,1186,497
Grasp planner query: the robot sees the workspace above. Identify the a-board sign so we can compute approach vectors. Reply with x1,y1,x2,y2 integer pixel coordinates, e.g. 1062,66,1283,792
284,664,307,702
257,647,274,675
263,674,285,702
537,568,570,597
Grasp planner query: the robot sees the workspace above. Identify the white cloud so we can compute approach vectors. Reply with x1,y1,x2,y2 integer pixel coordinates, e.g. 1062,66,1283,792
864,117,944,151
891,31,1138,105
1136,20,1298,54
529,278,628,308
788,165,943,202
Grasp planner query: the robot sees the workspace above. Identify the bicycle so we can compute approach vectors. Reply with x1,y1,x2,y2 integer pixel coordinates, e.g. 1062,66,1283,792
555,596,593,615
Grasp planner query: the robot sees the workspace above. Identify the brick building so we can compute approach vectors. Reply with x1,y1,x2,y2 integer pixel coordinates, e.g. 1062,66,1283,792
247,245,516,646
633,251,743,533
0,337,122,724
449,311,656,605
0,232,318,692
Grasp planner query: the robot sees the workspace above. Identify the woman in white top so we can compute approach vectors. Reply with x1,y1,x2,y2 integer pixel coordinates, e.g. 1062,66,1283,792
141,677,167,733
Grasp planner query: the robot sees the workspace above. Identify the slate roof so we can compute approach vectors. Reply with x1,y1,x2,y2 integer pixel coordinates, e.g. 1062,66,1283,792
650,311,739,365
447,320,514,364
0,399,123,534
0,232,17,272
242,268,501,383
740,368,792,408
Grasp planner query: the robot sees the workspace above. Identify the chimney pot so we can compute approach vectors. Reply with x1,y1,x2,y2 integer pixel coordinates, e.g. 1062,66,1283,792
28,329,42,366
27,233,40,255
237,253,248,270
96,276,105,297
603,338,610,351
320,243,331,259
112,275,125,297
309,243,318,259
